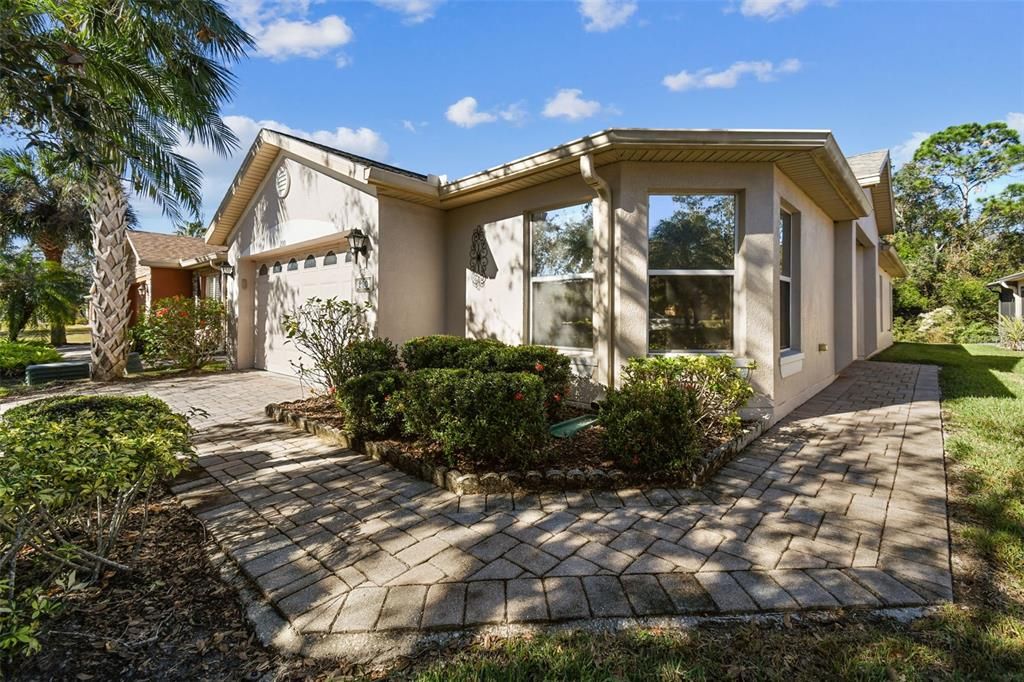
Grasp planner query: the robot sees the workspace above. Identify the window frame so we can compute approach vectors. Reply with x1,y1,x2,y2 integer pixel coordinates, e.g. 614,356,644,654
646,192,738,355
779,208,795,352
527,200,596,353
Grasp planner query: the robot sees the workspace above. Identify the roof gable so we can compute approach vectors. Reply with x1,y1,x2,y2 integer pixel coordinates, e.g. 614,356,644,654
846,149,895,235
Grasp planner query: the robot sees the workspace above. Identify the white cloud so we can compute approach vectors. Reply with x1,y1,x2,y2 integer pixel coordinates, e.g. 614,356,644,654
734,0,826,20
133,115,388,230
891,131,930,167
542,89,605,121
663,58,801,91
578,0,637,32
446,97,497,128
223,1,353,63
402,120,429,133
1007,112,1024,136
372,0,444,24
254,16,353,60
499,102,528,125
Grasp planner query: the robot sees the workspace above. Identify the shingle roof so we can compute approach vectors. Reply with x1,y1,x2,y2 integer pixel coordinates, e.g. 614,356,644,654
269,130,428,181
127,230,226,266
846,149,889,183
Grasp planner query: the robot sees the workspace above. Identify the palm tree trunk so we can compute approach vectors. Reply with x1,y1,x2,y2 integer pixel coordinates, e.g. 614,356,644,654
38,247,69,346
89,177,131,381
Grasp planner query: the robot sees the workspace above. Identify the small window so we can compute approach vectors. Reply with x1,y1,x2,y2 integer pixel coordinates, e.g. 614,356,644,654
779,209,794,351
258,264,268,277
324,250,338,265
304,255,316,269
272,261,282,274
648,194,736,352
287,258,298,271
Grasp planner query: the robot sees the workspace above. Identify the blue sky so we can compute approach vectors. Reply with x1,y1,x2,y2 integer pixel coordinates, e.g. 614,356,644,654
135,0,1024,232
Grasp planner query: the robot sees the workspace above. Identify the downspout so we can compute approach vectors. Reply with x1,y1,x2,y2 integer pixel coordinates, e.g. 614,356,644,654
580,154,615,389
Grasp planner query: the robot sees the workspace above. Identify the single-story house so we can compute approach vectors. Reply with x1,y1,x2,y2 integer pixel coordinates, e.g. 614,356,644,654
126,230,228,325
988,270,1024,320
203,128,907,421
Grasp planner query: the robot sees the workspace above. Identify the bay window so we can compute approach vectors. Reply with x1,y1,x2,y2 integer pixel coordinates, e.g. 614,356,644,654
648,194,736,352
530,202,594,350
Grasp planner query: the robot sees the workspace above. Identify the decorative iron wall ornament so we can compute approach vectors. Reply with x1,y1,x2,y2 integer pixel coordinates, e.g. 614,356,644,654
469,225,489,290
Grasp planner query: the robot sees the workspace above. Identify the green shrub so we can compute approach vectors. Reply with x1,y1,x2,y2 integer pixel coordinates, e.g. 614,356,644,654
134,295,224,370
401,335,501,371
401,336,572,412
999,314,1024,351
601,376,702,473
954,320,997,344
469,344,572,411
346,338,401,377
600,355,753,474
0,395,194,662
282,297,372,389
339,370,406,438
399,368,548,467
0,340,61,378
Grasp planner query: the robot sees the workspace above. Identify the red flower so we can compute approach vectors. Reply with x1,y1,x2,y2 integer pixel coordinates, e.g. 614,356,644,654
513,391,524,401
552,393,561,402
155,308,168,318
179,310,189,318
383,394,391,402
534,362,545,372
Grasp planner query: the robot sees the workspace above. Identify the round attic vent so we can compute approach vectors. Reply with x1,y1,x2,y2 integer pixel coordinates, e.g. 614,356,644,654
275,165,290,198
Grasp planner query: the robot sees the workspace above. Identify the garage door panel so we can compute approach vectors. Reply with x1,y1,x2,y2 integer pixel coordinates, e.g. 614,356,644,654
254,250,351,377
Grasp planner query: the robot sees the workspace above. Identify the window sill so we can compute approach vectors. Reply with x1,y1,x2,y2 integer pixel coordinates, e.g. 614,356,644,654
779,350,804,378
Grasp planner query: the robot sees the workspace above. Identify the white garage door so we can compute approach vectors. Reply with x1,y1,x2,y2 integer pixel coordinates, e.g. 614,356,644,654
254,248,352,376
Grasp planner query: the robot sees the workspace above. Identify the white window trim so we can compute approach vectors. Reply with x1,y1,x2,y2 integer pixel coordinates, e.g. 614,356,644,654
527,202,596,353
646,192,739,355
779,208,796,353
780,349,804,378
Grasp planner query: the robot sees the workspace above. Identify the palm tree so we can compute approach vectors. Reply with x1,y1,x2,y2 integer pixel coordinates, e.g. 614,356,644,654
0,1,252,379
175,219,208,238
0,251,87,342
0,149,92,344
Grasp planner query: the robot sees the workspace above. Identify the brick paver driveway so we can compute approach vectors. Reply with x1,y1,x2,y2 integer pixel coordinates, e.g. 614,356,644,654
13,361,952,657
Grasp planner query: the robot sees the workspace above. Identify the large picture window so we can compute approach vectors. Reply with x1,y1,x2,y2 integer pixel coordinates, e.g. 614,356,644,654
648,194,735,352
530,202,594,350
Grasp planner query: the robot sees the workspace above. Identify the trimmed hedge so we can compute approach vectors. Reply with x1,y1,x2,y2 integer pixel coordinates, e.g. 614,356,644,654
0,340,61,378
600,355,752,474
399,368,548,467
401,335,572,413
346,338,401,376
339,370,406,438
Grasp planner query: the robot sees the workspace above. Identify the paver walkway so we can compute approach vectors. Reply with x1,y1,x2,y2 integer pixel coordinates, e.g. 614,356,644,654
7,361,953,652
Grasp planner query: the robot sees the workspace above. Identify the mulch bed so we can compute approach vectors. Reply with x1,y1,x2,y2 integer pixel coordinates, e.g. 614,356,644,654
9,490,352,682
278,394,347,430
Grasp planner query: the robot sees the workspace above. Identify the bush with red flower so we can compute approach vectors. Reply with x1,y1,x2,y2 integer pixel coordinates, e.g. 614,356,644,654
134,295,225,370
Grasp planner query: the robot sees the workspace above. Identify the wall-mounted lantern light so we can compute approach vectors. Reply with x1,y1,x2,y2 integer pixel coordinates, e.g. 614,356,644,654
343,228,369,264
218,263,236,277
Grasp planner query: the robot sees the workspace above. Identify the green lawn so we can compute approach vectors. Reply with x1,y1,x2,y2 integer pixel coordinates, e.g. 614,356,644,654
15,324,92,345
394,343,1024,681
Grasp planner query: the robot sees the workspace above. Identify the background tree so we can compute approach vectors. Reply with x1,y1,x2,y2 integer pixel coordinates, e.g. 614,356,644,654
0,251,87,342
0,149,92,344
892,121,1024,340
0,1,252,379
174,219,208,239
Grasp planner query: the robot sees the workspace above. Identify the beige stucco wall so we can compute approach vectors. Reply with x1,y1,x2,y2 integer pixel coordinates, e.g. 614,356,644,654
770,167,838,418
224,152,379,368
377,196,446,344
612,161,776,410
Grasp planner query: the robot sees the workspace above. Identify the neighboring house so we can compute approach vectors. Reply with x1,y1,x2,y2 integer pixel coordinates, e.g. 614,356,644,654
988,271,1024,320
204,128,907,421
126,230,228,325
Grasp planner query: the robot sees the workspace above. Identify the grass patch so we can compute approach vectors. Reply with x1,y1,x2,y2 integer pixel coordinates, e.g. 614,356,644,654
14,325,92,345
397,343,1024,681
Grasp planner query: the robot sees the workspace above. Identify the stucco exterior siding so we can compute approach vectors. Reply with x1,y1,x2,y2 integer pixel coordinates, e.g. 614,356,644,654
225,153,380,369
377,196,446,344
770,167,838,418
444,174,596,344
